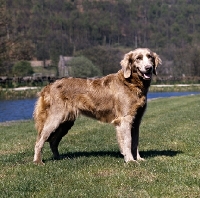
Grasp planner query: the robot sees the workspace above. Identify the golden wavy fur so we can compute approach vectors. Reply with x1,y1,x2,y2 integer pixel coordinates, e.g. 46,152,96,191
33,48,162,164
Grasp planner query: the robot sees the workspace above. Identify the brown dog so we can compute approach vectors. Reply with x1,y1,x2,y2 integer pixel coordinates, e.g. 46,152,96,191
33,48,162,164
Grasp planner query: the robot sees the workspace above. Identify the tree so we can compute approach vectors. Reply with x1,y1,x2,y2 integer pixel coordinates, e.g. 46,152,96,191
9,39,35,60
12,61,33,76
0,0,10,75
68,56,101,78
76,46,122,76
190,47,200,76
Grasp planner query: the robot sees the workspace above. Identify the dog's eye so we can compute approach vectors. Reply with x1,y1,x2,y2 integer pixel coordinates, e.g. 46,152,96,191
147,54,153,60
136,55,143,60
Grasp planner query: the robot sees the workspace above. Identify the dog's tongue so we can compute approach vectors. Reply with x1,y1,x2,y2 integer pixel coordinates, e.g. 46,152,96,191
144,73,151,79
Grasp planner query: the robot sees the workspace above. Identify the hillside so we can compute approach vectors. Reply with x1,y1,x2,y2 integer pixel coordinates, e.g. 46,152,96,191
1,0,200,78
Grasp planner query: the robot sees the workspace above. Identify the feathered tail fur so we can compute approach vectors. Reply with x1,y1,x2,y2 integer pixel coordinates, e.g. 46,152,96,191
33,86,51,137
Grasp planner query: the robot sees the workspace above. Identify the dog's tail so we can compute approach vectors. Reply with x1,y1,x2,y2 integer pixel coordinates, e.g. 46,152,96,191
33,85,51,136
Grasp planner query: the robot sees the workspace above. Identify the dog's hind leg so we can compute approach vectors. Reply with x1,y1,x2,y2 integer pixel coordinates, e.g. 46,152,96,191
33,116,64,165
48,121,74,160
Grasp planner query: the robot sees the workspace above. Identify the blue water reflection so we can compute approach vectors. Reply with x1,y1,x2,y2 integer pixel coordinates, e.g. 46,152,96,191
0,92,199,122
148,92,200,99
0,98,36,122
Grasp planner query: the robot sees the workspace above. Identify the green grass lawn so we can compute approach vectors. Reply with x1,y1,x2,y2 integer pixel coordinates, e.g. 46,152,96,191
0,96,199,197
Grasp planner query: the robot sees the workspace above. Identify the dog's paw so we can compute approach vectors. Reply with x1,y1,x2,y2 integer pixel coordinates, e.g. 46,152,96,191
124,156,139,164
137,157,145,161
124,159,140,166
33,160,45,165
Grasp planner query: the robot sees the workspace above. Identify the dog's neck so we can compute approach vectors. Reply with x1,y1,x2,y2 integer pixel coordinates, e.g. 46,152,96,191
118,70,151,96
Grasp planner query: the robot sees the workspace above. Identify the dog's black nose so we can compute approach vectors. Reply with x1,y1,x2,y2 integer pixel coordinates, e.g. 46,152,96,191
145,65,153,71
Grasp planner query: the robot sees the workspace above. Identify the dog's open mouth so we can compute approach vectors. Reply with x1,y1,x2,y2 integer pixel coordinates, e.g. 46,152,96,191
143,72,152,80
137,69,152,80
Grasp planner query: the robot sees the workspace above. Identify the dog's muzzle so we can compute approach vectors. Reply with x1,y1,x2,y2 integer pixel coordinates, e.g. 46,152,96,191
138,65,153,80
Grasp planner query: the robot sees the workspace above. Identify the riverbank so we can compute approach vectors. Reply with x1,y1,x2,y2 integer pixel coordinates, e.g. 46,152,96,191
0,87,41,100
0,119,31,126
149,84,200,92
0,84,200,100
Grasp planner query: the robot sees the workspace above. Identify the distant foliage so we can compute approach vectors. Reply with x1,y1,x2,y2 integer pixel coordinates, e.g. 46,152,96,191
12,61,34,76
76,46,122,76
2,0,200,77
68,56,102,78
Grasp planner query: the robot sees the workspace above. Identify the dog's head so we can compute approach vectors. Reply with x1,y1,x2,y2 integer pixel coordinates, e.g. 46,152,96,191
120,48,162,80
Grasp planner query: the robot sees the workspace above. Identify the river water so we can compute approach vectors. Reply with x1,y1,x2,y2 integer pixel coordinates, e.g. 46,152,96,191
0,92,199,122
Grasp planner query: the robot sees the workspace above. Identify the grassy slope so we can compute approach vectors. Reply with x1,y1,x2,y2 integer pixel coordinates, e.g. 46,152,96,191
0,96,199,197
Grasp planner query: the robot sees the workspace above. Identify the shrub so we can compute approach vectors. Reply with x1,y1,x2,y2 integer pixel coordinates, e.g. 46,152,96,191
76,46,122,76
68,56,102,78
12,61,34,77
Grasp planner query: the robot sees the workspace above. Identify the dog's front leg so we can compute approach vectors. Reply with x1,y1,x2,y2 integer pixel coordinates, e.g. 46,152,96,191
123,125,136,163
115,116,136,163
131,121,145,161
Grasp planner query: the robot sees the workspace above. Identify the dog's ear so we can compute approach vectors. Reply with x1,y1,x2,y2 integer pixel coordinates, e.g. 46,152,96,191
120,51,133,78
152,52,162,75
